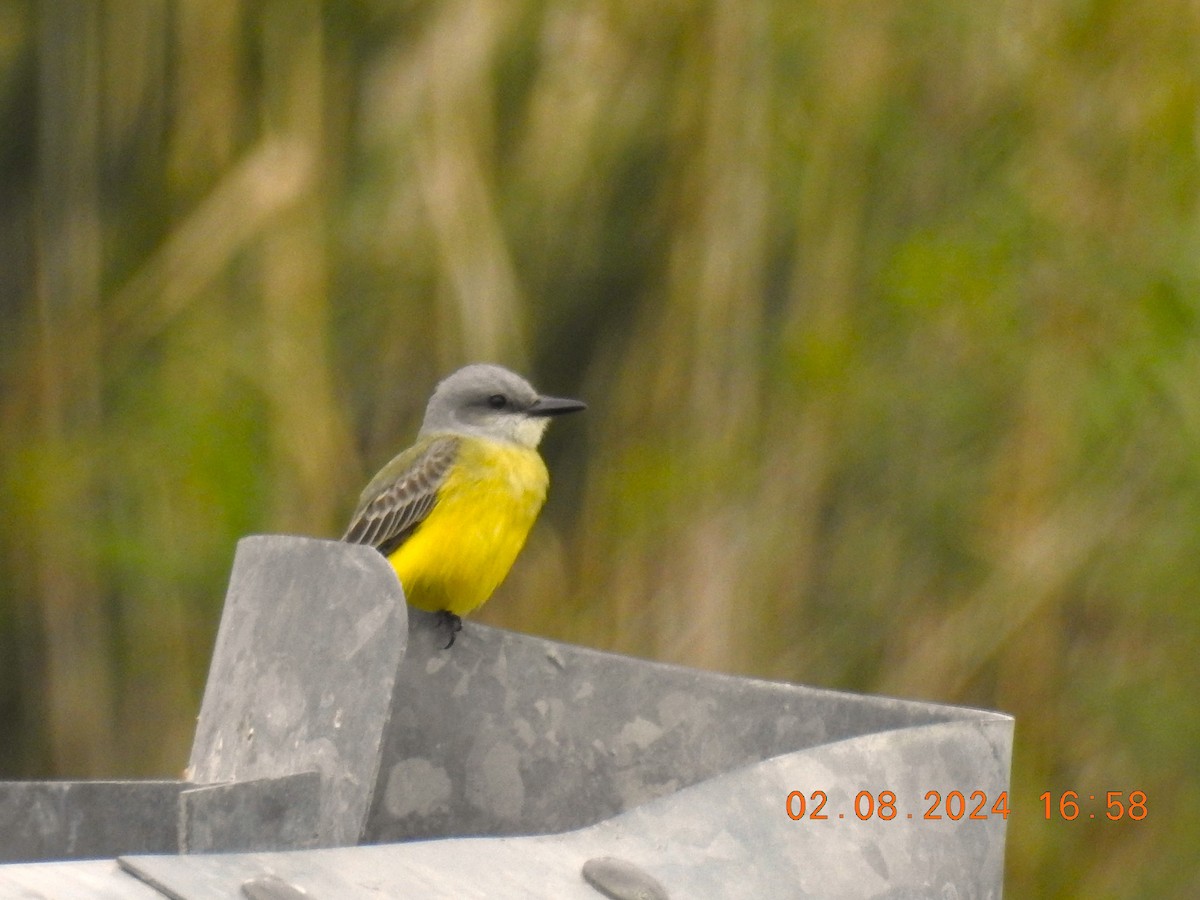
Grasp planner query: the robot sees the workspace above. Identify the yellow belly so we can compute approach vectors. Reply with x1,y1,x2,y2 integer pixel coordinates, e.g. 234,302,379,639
387,438,549,617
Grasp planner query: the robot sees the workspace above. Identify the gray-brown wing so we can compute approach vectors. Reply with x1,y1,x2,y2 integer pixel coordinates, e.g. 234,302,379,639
342,435,460,557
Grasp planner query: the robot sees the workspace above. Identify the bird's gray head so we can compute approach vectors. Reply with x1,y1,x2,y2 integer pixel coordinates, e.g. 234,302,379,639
419,363,586,447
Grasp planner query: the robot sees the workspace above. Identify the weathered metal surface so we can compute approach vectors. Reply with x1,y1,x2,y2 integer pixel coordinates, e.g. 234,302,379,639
179,772,321,854
0,535,1014,896
187,536,408,847
0,780,182,862
117,716,1011,898
368,605,1007,843
0,858,165,898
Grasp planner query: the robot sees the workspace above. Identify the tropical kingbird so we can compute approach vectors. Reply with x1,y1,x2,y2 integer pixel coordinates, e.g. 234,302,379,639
342,364,586,646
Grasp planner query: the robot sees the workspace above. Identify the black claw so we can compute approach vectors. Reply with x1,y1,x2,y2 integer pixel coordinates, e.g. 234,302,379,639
435,610,463,649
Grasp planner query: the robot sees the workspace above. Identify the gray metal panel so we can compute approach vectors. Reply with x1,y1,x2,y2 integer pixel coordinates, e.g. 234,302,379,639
178,773,321,854
0,858,165,898
119,716,1012,899
0,780,182,862
187,536,408,847
368,605,1007,842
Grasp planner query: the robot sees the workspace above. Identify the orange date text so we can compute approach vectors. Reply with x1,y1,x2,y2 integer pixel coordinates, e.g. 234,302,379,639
785,790,1010,822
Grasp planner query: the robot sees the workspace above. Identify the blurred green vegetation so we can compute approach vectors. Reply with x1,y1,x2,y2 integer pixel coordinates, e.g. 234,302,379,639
2,0,1198,894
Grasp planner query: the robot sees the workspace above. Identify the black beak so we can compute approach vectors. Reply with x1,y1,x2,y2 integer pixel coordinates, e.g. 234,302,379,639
528,395,587,417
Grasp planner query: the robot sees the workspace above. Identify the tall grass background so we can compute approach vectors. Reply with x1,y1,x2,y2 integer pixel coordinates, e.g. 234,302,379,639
2,2,1197,895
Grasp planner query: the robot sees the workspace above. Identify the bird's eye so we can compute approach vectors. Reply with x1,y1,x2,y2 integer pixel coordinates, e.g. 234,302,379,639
487,394,507,410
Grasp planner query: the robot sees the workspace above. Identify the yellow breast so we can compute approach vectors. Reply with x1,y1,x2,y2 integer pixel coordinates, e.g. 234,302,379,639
387,438,549,617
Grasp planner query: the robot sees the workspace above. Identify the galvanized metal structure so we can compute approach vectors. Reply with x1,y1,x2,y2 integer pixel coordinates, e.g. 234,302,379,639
0,535,1014,897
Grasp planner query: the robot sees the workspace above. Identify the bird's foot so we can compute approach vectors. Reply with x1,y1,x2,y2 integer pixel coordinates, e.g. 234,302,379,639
435,610,463,649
